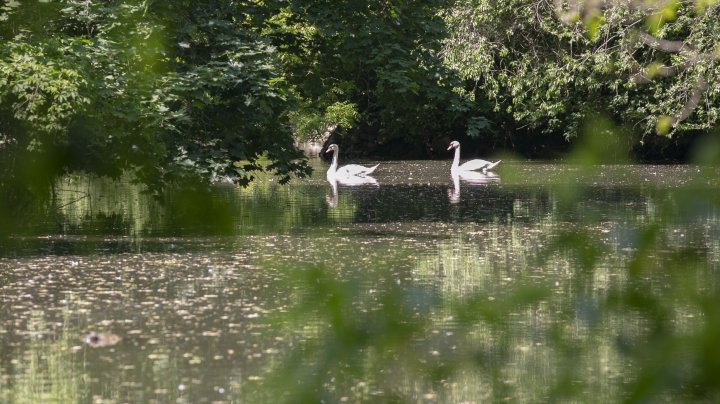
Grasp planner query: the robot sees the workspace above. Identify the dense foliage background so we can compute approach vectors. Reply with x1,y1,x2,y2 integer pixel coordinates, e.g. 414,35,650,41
0,0,311,200
2,2,720,401
1,0,718,199
442,0,720,160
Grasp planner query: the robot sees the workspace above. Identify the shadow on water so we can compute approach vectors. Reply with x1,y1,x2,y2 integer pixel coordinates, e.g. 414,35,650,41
3,158,720,402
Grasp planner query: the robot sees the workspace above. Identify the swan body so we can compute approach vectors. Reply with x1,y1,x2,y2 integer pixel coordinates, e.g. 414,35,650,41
447,140,500,173
325,144,379,180
453,170,499,184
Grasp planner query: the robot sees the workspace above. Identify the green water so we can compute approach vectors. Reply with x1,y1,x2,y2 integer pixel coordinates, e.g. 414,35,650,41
1,160,720,402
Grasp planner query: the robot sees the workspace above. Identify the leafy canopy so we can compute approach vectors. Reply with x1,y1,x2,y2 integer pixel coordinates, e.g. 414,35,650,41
442,0,720,145
0,0,311,200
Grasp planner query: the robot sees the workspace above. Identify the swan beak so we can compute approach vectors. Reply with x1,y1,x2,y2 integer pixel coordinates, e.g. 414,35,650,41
447,144,453,151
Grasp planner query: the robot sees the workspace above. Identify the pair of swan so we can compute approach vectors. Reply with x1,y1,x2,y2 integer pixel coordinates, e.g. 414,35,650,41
325,141,501,179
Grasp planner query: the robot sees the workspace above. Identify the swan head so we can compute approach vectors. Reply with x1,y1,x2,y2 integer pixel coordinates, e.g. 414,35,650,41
447,140,460,151
325,144,339,154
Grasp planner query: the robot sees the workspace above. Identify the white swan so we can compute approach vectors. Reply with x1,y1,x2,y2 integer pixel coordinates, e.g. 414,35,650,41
325,144,379,180
447,140,500,173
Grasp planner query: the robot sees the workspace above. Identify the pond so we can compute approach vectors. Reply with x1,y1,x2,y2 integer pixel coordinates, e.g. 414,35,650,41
2,159,720,402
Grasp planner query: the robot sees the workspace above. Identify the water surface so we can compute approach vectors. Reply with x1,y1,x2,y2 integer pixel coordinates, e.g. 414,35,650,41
1,160,719,402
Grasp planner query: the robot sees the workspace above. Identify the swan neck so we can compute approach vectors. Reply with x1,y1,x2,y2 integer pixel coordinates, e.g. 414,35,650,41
327,147,338,180
451,146,460,171
328,148,338,171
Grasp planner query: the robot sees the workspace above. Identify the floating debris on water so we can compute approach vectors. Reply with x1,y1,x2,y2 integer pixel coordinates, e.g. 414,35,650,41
81,332,122,348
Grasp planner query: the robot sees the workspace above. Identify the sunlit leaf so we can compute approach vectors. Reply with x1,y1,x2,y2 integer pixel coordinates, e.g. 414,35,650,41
655,115,674,136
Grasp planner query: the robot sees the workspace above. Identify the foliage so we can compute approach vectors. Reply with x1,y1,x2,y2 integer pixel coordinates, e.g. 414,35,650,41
288,101,359,141
0,0,311,204
2,0,719,215
442,0,720,147
256,0,478,156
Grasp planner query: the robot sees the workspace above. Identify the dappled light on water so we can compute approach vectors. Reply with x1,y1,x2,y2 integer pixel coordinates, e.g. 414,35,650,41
2,160,720,401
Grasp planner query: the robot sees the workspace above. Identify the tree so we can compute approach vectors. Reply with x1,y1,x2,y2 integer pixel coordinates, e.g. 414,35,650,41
256,0,479,157
0,0,311,203
442,0,720,153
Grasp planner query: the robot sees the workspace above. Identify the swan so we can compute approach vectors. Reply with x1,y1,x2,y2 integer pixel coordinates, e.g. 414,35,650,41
447,140,500,173
325,144,379,180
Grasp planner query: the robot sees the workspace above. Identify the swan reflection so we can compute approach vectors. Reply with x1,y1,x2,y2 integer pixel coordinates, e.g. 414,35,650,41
448,171,500,204
326,176,379,207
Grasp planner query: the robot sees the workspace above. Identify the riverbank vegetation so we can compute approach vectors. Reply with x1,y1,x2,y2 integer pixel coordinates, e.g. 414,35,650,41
1,0,718,197
2,2,720,402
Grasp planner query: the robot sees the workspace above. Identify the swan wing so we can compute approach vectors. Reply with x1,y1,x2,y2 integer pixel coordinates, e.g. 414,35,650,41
457,170,500,184
485,160,501,171
336,163,379,178
362,163,379,175
458,159,501,172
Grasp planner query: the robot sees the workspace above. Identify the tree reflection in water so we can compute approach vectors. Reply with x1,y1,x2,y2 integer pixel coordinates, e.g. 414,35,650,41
2,162,720,402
